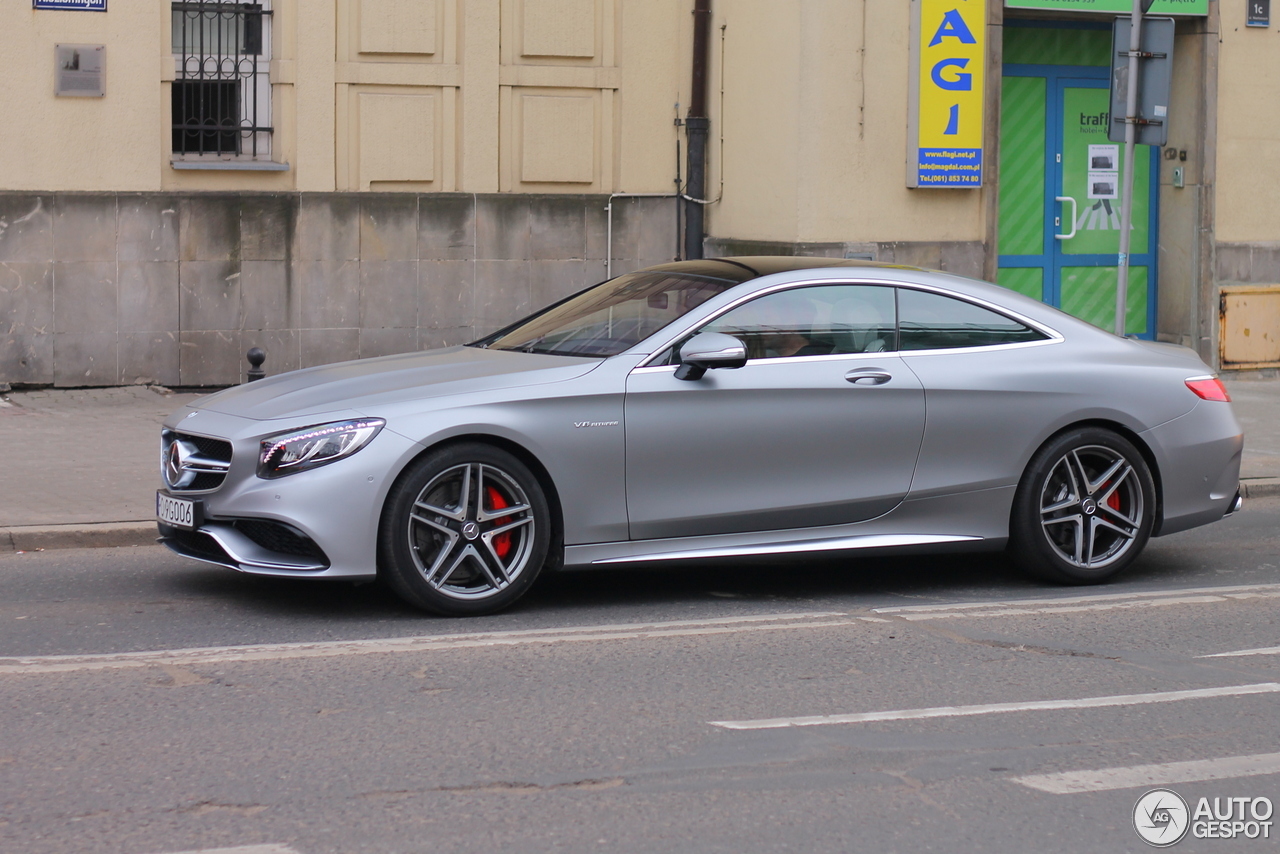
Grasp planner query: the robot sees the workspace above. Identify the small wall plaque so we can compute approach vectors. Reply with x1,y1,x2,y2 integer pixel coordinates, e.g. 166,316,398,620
1247,0,1270,27
35,0,107,10
55,44,104,97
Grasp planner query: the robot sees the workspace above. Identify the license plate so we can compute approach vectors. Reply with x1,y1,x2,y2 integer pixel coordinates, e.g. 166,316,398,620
156,492,200,529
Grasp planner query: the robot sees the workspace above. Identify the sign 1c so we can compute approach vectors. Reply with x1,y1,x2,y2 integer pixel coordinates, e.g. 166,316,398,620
909,0,987,188
34,0,107,10
1248,0,1270,27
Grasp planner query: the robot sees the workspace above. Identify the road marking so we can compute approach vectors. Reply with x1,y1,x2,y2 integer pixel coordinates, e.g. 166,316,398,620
1197,645,1280,659
872,583,1280,621
0,612,859,675
707,682,1280,730
1015,752,1280,794
159,848,299,854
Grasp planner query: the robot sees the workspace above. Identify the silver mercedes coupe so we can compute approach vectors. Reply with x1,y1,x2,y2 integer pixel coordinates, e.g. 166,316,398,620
157,258,1244,616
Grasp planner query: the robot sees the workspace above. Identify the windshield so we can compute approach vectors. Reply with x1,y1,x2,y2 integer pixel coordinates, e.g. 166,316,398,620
474,271,738,357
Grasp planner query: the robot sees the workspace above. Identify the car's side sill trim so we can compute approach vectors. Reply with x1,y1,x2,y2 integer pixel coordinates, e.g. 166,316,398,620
590,533,983,565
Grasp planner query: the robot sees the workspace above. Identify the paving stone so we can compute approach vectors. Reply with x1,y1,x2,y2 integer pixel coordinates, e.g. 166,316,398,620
53,194,118,263
0,195,55,263
360,194,419,261
117,195,180,262
295,194,360,261
301,327,360,368
179,260,242,332
419,260,475,329
419,195,475,261
52,262,117,334
118,261,179,333
360,259,418,329
179,195,241,262
359,326,418,359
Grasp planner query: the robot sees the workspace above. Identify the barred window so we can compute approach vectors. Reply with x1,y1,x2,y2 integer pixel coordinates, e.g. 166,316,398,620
171,2,273,160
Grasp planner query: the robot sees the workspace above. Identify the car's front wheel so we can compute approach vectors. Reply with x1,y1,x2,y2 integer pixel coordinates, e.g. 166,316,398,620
1009,427,1155,584
379,443,551,616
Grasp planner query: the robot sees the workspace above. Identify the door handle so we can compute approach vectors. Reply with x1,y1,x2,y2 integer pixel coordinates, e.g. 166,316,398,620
1055,196,1077,240
845,369,891,385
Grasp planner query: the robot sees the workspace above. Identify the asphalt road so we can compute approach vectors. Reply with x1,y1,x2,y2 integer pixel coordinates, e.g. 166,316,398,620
1,499,1278,854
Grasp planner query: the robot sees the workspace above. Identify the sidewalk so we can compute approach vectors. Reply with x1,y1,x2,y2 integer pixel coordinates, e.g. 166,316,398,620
1,379,1277,552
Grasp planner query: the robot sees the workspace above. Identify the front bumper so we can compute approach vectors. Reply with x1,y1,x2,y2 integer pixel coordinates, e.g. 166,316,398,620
157,409,424,580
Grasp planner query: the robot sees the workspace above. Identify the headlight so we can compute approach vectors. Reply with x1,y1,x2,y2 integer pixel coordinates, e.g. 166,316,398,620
258,418,385,479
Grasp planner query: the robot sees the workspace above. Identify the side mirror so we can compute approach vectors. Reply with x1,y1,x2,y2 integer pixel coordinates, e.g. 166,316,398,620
674,332,748,381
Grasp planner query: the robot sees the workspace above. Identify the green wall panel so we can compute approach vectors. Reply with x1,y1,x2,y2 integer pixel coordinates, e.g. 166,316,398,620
1002,27,1110,67
998,77,1046,256
1061,266,1148,335
996,267,1044,301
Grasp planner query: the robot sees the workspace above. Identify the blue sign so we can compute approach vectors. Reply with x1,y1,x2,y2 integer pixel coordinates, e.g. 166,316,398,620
916,148,984,188
34,0,107,10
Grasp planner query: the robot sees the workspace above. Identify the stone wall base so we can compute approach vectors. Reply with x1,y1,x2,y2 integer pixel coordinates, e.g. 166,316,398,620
0,192,676,387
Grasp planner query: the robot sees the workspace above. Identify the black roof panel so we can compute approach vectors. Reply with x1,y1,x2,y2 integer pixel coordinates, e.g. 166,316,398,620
638,256,921,283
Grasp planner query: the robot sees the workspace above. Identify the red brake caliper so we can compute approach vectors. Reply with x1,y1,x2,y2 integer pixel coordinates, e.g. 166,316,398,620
1105,484,1122,511
485,486,513,559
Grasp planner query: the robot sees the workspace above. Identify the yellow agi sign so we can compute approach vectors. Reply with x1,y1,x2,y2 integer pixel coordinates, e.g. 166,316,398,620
908,0,986,188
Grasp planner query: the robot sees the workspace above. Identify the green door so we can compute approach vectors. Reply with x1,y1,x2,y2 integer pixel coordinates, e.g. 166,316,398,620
997,26,1158,337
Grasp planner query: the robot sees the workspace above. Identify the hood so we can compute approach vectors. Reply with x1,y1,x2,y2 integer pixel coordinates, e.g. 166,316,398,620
193,346,602,421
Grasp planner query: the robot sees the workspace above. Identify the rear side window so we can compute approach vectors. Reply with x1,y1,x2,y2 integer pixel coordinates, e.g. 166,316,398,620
897,289,1046,351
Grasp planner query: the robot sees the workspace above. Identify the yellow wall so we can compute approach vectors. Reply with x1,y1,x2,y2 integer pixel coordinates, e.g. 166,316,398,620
706,0,989,245
1214,0,1280,244
10,0,1263,254
0,0,686,196
0,1,165,191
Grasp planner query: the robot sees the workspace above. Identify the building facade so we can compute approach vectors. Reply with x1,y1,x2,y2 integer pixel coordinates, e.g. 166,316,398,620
0,0,1276,387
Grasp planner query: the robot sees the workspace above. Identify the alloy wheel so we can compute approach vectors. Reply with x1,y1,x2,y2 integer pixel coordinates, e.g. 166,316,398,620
1039,444,1144,569
406,462,536,600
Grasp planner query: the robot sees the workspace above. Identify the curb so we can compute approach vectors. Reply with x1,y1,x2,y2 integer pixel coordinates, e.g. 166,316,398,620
2,522,157,553
1241,478,1280,499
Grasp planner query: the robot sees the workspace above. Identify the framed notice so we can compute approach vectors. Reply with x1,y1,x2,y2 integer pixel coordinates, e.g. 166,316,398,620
908,0,986,188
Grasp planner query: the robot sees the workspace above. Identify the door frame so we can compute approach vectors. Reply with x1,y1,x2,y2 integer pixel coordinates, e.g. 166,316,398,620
999,62,1160,338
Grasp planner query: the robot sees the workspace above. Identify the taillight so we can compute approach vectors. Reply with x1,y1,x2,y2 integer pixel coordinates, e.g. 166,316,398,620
1185,376,1231,402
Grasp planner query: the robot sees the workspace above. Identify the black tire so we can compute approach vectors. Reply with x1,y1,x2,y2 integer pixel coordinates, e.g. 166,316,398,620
379,443,551,616
1009,427,1156,585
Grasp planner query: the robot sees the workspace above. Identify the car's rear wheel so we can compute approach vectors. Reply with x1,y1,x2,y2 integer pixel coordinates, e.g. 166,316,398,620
1009,427,1155,584
379,443,551,616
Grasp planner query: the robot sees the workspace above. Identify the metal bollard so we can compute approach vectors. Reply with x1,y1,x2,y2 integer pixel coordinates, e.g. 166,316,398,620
246,347,266,382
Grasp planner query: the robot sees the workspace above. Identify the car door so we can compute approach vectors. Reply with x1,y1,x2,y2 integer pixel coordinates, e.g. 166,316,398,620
623,283,926,541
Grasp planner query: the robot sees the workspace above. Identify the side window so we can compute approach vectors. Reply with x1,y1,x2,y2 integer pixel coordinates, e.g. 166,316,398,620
699,285,897,360
897,289,1046,350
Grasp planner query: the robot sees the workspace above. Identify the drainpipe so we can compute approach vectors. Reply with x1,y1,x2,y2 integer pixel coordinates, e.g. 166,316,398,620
684,0,712,260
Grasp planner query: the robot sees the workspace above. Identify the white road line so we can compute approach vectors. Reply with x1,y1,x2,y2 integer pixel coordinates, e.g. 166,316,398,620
148,846,300,854
874,582,1280,613
707,682,1280,731
1015,752,1280,794
872,583,1280,621
0,612,857,675
1198,646,1280,659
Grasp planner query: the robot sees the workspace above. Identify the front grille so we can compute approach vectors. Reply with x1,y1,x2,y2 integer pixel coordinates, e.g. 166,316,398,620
232,519,328,562
162,429,233,492
184,433,233,461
